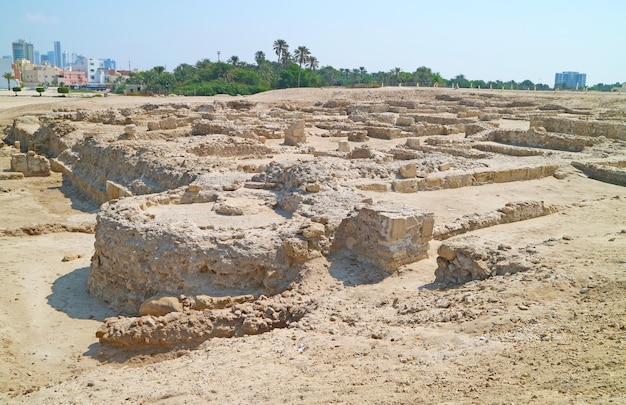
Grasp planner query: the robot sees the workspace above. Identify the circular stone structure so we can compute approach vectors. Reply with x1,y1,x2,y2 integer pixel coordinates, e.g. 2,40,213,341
87,182,310,315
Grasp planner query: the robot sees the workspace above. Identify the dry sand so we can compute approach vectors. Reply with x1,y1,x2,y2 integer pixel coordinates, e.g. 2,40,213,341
0,88,624,404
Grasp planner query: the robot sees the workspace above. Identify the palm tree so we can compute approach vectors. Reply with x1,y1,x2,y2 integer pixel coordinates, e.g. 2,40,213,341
293,46,310,87
254,51,265,69
227,56,240,66
3,72,16,91
273,39,288,69
306,56,319,71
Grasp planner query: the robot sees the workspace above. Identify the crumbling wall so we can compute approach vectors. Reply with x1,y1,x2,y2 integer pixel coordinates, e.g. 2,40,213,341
88,189,307,315
332,202,434,272
571,161,626,186
435,236,539,284
486,127,595,152
10,151,50,176
96,297,311,347
530,116,626,141
433,201,559,240
391,164,559,192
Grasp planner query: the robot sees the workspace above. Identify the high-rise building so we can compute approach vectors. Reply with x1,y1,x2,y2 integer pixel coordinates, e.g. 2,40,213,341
554,71,587,89
102,58,117,70
54,41,62,67
34,51,41,65
12,39,35,63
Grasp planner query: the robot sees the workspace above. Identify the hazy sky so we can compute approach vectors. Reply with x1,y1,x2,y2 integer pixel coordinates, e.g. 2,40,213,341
2,0,624,85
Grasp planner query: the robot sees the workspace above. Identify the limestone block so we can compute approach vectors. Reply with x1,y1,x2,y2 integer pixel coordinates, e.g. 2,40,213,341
301,223,325,240
305,183,321,193
366,126,403,139
194,294,254,310
399,163,417,178
147,121,160,131
392,179,418,193
347,130,369,142
396,116,415,126
285,237,310,260
405,138,422,149
284,120,306,146
124,124,137,136
10,153,27,173
472,170,494,184
424,176,445,190
11,151,50,176
443,173,473,189
106,180,133,200
350,147,373,159
333,202,434,272
159,117,178,130
338,141,350,153
355,183,390,192
139,296,183,316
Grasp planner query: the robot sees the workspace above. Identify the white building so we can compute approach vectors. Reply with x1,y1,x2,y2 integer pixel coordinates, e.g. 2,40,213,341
71,56,108,84
0,57,19,90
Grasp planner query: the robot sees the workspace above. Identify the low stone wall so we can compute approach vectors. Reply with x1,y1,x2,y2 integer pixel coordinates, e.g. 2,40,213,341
487,128,594,152
433,201,559,240
88,188,306,315
530,116,626,141
332,202,434,272
10,151,50,176
96,297,311,347
435,236,539,284
472,142,544,157
391,164,559,193
571,161,626,186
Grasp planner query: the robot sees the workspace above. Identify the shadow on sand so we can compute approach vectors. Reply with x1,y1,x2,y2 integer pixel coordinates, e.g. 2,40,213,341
328,254,389,287
46,266,116,321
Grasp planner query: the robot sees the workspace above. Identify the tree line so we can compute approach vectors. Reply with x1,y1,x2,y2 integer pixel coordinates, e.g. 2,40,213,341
114,39,621,96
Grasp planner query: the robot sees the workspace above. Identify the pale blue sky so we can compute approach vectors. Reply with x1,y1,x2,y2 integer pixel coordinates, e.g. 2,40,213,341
2,0,624,85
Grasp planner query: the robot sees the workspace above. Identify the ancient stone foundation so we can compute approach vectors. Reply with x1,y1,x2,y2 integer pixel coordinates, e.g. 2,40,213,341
333,202,434,272
435,236,540,284
10,151,50,176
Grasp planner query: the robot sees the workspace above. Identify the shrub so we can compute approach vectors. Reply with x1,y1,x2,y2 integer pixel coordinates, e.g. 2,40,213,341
12,87,21,96
57,87,70,97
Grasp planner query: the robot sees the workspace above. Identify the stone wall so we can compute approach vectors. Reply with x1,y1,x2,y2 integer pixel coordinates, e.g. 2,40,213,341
433,201,559,240
88,189,306,315
571,161,626,186
391,164,559,193
487,128,594,152
96,296,311,347
10,151,50,176
435,236,539,284
530,116,626,141
332,202,434,272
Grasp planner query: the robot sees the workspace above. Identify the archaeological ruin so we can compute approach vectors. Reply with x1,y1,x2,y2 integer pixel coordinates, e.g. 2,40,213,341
3,88,626,348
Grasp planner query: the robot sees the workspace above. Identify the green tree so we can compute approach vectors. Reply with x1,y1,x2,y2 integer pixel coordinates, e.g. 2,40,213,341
36,87,45,96
3,72,16,91
12,86,21,96
254,51,265,68
306,56,319,71
414,66,433,87
273,39,289,69
227,56,240,67
173,63,196,83
57,86,70,96
293,46,311,87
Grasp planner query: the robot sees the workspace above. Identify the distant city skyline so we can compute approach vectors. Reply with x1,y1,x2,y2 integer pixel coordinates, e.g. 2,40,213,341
2,1,625,85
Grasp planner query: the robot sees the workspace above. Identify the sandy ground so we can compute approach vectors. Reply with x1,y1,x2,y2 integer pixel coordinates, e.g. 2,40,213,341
0,89,625,404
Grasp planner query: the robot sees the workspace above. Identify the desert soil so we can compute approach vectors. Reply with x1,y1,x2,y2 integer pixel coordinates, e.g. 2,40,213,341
0,88,624,404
